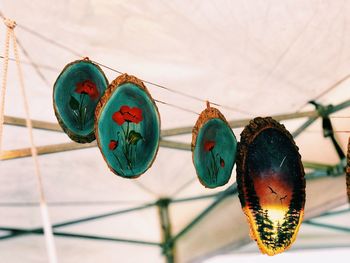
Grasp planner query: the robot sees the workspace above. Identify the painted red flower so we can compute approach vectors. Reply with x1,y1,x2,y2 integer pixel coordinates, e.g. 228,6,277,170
204,141,215,152
112,106,143,125
109,140,118,150
75,80,99,100
220,157,225,168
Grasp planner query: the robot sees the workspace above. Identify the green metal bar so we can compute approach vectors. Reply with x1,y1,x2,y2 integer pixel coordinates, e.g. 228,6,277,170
52,231,161,246
157,199,175,263
0,200,144,207
0,227,37,240
0,227,161,246
171,192,220,204
329,99,350,113
303,220,350,233
311,208,350,219
170,183,238,244
53,202,155,229
292,116,319,138
302,161,334,170
0,203,155,241
305,162,344,180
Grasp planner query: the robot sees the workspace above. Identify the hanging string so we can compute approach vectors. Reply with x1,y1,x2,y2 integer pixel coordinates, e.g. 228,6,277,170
16,38,50,85
154,99,200,115
95,60,252,116
296,73,350,112
0,18,12,153
0,55,60,71
305,130,350,134
5,18,58,263
13,22,254,116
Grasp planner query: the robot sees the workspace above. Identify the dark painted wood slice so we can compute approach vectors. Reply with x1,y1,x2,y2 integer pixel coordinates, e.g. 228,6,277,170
236,117,305,256
192,107,237,188
346,137,350,203
53,59,108,143
95,74,160,178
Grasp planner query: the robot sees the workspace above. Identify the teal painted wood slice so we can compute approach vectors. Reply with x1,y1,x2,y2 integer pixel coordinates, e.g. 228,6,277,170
192,106,237,188
95,74,160,178
53,59,108,143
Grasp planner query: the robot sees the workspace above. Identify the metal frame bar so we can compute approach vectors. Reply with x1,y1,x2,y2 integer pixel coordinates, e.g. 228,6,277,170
0,139,191,160
157,199,175,263
170,183,238,244
1,99,350,261
303,220,350,233
3,98,350,161
0,227,161,246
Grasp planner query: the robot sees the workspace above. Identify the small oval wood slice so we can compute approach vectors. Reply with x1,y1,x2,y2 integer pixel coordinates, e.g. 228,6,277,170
192,107,237,188
95,74,160,178
346,137,350,203
236,117,305,256
53,59,108,143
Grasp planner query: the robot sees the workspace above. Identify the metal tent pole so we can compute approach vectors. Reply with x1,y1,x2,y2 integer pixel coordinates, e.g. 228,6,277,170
157,198,175,263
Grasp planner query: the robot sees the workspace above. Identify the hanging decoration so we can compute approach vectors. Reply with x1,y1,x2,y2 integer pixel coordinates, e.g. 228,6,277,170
95,73,160,178
347,137,350,203
191,103,237,188
53,58,108,143
236,117,305,256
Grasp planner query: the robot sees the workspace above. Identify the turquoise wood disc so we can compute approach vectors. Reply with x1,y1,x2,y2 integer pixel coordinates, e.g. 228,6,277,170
95,74,160,178
192,107,237,188
53,59,108,143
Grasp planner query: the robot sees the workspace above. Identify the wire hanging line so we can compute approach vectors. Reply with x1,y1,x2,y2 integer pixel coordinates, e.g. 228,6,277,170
7,18,254,117
0,55,60,71
296,73,350,112
0,17,58,263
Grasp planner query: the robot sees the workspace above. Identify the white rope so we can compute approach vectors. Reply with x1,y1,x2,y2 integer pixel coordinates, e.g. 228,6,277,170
6,19,58,263
0,18,13,153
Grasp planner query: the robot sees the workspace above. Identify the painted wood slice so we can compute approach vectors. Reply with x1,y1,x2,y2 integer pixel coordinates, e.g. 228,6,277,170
95,74,160,178
53,59,108,143
192,106,237,188
346,137,350,203
236,117,305,256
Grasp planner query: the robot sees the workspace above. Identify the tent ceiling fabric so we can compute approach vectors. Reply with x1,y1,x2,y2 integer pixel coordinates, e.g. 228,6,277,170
1,1,350,262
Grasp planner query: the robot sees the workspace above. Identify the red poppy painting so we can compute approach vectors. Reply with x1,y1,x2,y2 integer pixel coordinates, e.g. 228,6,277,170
69,79,100,130
203,140,225,185
112,106,143,125
192,106,237,188
53,59,108,143
109,105,144,173
75,80,100,100
95,73,160,178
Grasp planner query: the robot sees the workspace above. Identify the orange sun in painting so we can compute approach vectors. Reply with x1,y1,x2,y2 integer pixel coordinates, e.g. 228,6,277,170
253,170,292,208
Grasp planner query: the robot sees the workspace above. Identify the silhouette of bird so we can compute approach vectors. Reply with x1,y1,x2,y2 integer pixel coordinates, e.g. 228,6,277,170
280,195,287,203
268,186,278,195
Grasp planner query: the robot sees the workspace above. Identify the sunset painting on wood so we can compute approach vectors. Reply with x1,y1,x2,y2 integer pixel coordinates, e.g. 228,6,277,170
236,117,305,256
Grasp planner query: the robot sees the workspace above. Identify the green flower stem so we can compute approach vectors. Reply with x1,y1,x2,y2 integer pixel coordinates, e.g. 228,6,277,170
122,149,135,174
112,151,125,176
126,122,131,158
78,94,86,130
210,150,218,184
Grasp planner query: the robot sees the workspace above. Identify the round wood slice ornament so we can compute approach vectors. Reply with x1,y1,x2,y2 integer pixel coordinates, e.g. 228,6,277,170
53,58,108,143
236,117,305,256
95,74,160,178
192,105,237,188
346,137,350,203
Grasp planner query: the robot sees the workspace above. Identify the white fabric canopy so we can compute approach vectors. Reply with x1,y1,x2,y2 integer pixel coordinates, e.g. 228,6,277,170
0,1,349,262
